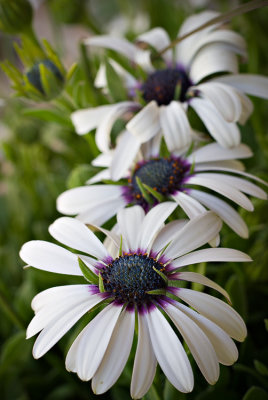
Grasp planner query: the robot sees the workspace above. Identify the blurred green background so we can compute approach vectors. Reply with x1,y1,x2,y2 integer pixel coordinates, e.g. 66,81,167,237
0,1,268,399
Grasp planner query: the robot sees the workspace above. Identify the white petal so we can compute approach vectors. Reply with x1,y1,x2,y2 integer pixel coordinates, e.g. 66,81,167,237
141,132,162,159
164,212,222,260
147,307,194,392
49,217,109,260
27,286,93,338
187,175,254,211
190,97,240,148
32,294,104,358
187,143,252,163
111,131,140,181
172,272,230,302
126,101,160,144
164,302,219,384
194,160,245,172
67,303,123,381
84,35,140,61
31,285,90,312
159,102,192,151
173,301,238,366
176,288,247,341
172,191,206,218
92,309,134,394
236,91,254,125
176,11,220,66
95,60,137,90
189,44,238,83
139,202,177,251
151,220,188,254
196,82,242,123
96,102,137,152
131,312,157,399
201,173,267,200
137,27,172,62
170,247,251,270
20,241,82,276
57,185,126,225
92,151,114,167
190,189,249,238
117,206,145,251
214,74,268,99
87,169,111,184
71,105,114,135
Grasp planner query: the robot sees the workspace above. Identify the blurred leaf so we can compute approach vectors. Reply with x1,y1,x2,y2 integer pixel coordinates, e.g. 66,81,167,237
254,360,268,377
105,59,127,102
243,386,268,400
23,108,72,128
225,274,247,319
164,379,186,400
67,164,99,188
0,331,31,372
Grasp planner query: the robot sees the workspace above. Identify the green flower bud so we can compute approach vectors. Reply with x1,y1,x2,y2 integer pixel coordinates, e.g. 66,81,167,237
0,0,33,34
26,59,64,100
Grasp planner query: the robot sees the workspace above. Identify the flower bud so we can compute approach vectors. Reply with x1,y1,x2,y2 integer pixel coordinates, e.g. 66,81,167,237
0,0,33,34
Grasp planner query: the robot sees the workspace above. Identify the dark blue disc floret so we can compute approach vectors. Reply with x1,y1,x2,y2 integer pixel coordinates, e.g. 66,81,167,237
26,59,63,94
142,67,192,105
101,253,166,306
128,156,191,209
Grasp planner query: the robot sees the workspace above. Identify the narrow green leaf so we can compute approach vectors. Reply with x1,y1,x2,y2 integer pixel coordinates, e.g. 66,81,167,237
146,289,166,296
78,258,98,284
143,183,165,202
136,176,153,204
153,266,168,284
22,108,72,127
242,386,268,400
119,235,123,257
157,241,171,261
105,59,127,102
254,360,268,377
99,273,105,293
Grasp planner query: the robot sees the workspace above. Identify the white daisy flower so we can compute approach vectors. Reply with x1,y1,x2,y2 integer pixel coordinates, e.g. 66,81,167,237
20,208,249,398
71,11,268,152
57,135,267,238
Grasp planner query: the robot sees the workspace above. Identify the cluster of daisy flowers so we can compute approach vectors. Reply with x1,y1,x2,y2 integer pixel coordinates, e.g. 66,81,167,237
20,10,268,399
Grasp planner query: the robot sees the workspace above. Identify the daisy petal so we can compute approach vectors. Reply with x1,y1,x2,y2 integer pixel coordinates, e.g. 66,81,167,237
152,220,188,254
126,101,160,144
190,189,249,238
84,35,139,61
176,288,247,341
71,105,114,135
87,169,111,184
147,306,194,392
111,131,141,181
49,217,109,260
159,101,192,151
67,303,123,381
164,302,219,384
92,309,134,394
190,44,238,83
196,82,242,123
190,97,240,148
164,212,222,260
32,294,104,358
27,285,92,338
214,74,268,99
20,241,83,276
137,27,172,62
117,206,145,251
173,301,238,366
187,143,252,163
172,191,206,218
187,175,254,211
171,272,230,302
170,247,251,270
96,102,137,152
139,202,177,251
131,312,157,399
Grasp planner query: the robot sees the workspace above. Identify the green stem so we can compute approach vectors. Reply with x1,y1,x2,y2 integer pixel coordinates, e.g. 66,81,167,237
157,0,268,57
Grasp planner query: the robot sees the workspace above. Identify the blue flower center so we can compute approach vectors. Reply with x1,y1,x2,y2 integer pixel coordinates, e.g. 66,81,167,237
101,253,166,306
142,67,192,105
129,157,190,209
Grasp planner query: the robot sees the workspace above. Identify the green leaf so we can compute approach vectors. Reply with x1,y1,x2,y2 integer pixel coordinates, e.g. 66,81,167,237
164,379,186,400
105,59,127,102
225,274,247,319
136,176,153,205
99,273,105,293
78,258,98,284
67,164,99,189
0,331,31,372
119,235,123,257
254,360,268,376
143,183,165,202
152,266,168,284
192,262,206,291
145,384,162,400
243,386,268,400
22,108,72,127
